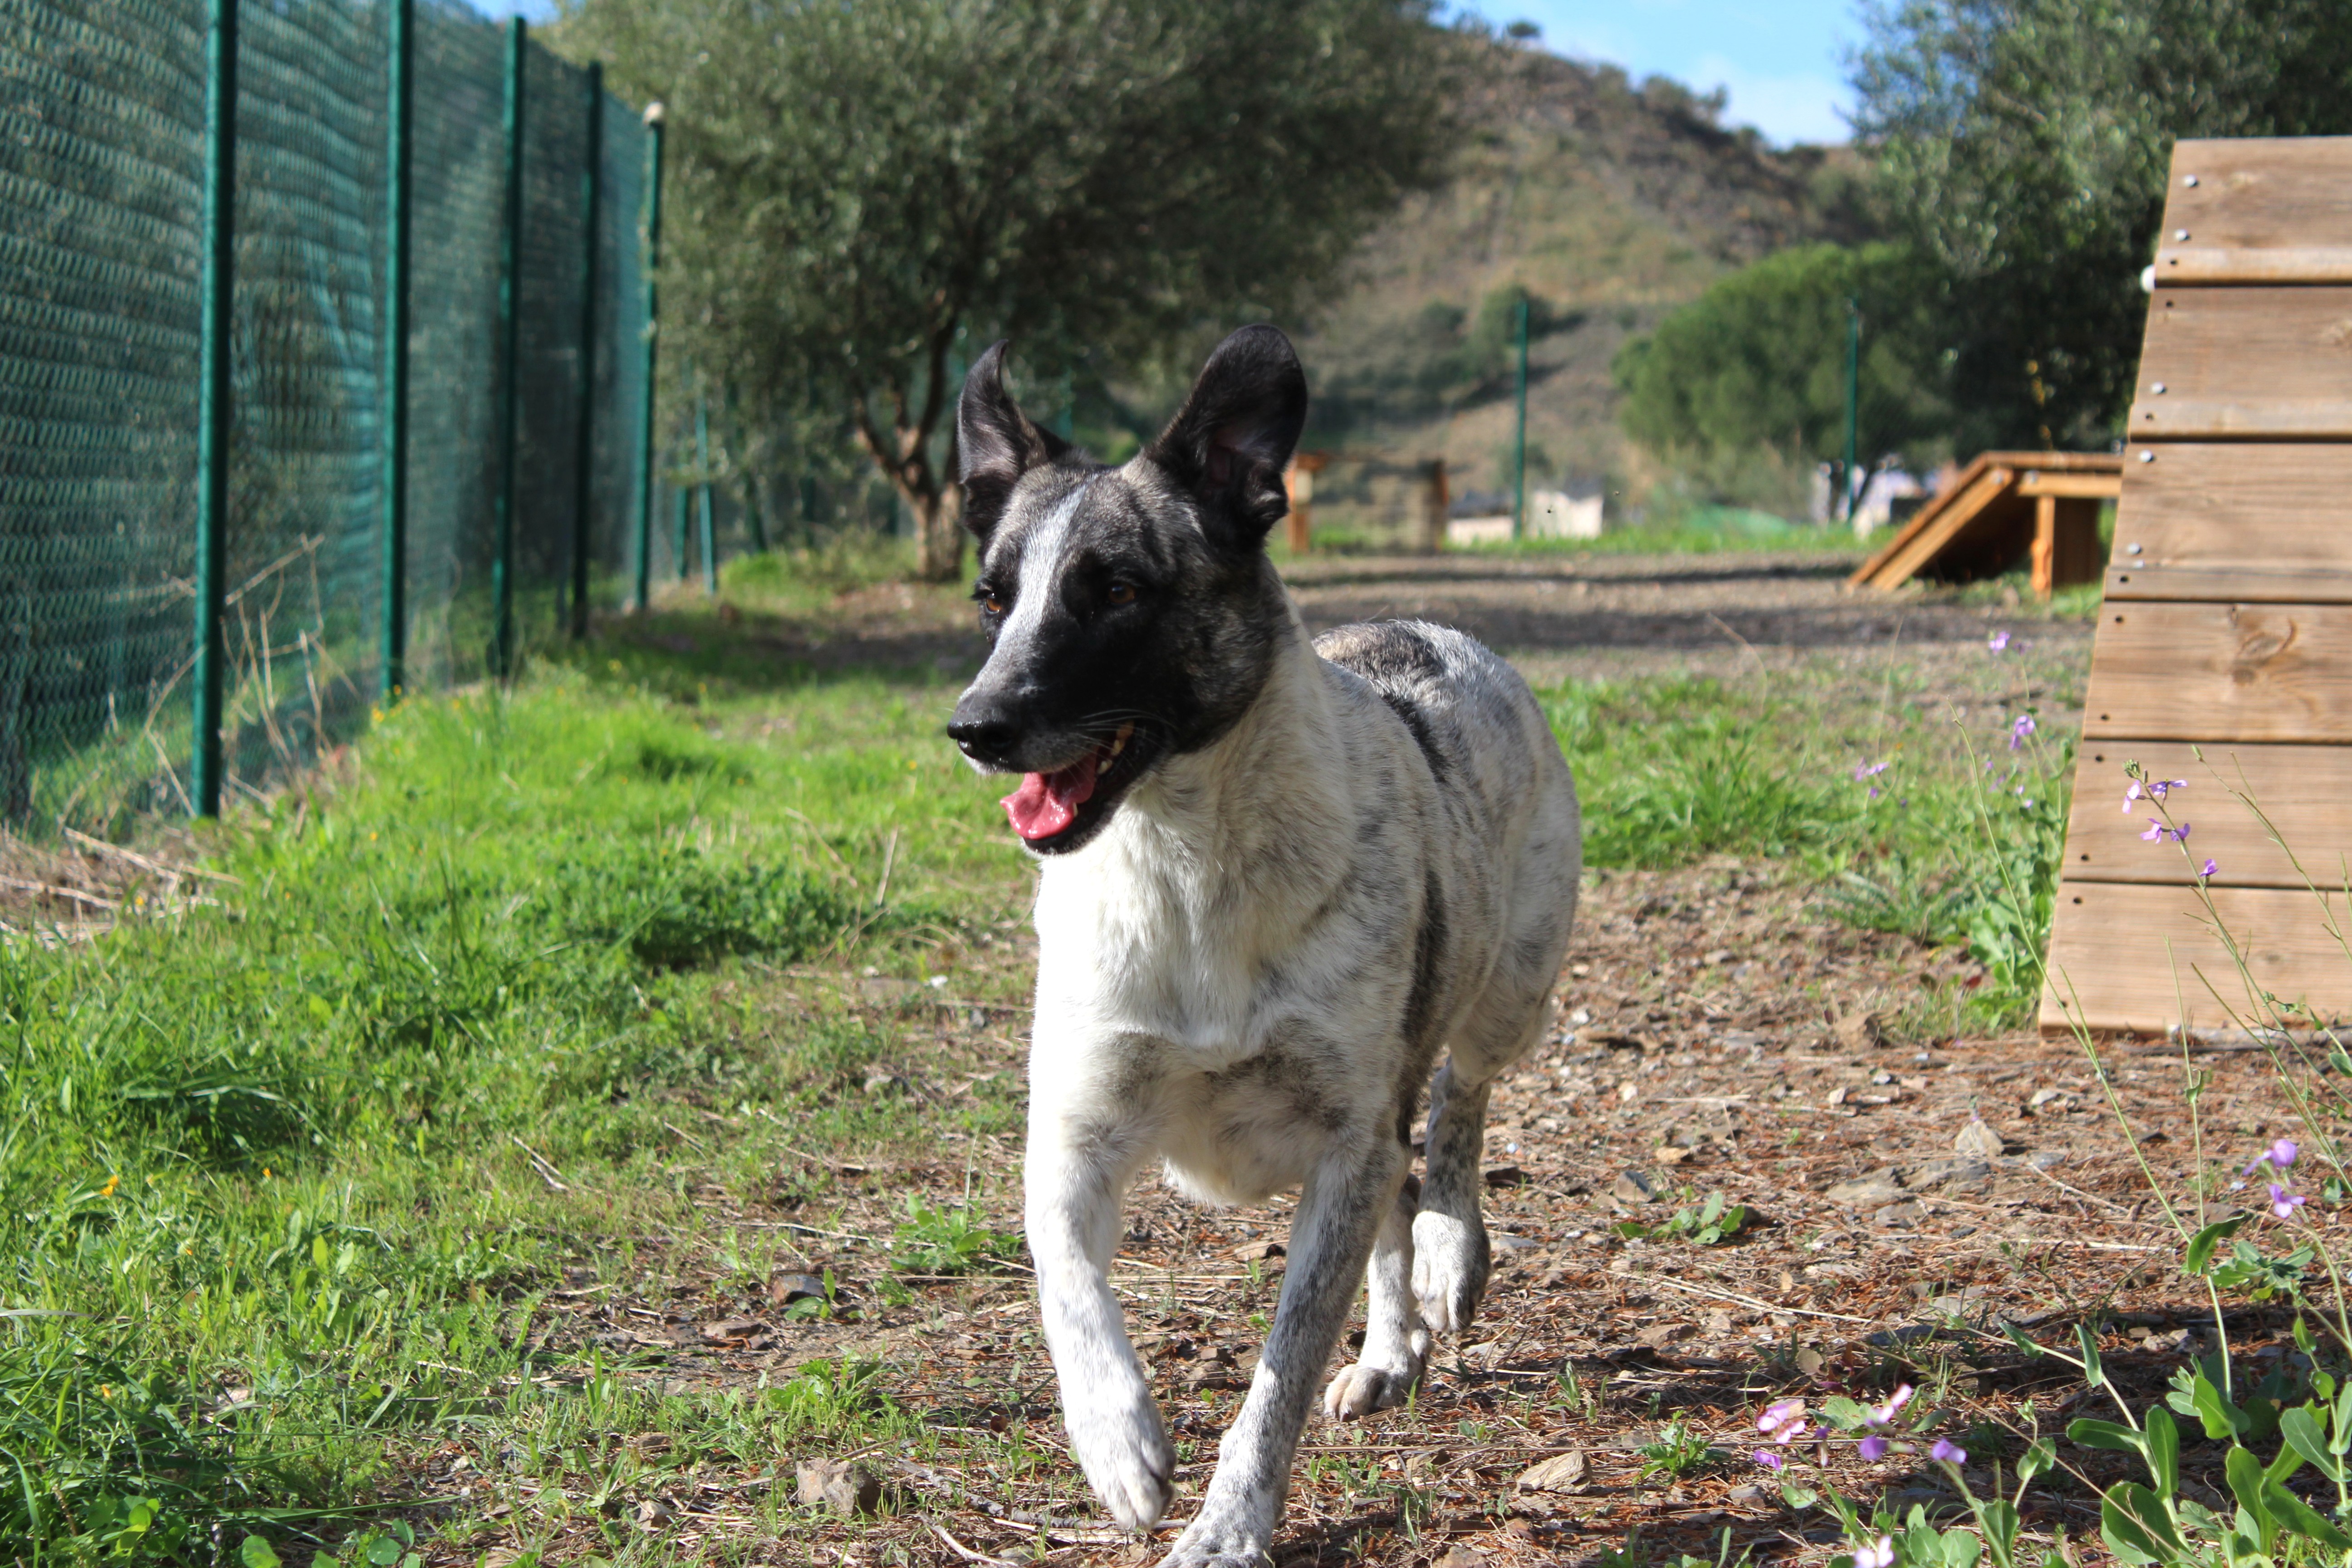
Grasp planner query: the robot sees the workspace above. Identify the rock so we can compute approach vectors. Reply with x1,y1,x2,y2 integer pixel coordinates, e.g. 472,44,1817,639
796,1459,883,1516
1433,1548,1489,1568
1493,1233,1541,1251
1907,1157,1992,1193
1873,1201,1926,1229
1826,1085,1850,1107
768,1273,830,1306
1484,1165,1526,1188
700,1316,766,1342
1515,1451,1588,1493
1611,1169,1657,1203
1637,1321,1691,1348
1955,1118,2006,1159
1727,1484,1767,1504
633,1498,674,1530
1824,1168,1905,1205
1706,1308,1736,1335
1232,1240,1285,1262
2027,1150,2066,1170
1655,1145,1694,1166
1833,1009,1891,1050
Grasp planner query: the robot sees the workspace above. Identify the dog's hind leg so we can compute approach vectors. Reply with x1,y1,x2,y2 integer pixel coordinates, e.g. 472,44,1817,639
1163,1137,1405,1568
1415,900,1573,1336
1323,1172,1429,1420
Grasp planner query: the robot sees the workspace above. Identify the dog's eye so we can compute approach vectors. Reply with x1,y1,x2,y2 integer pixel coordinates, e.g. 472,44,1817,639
1106,581,1137,607
979,588,1006,615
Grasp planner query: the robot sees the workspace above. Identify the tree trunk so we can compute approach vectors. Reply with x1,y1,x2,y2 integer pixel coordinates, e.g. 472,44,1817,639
912,483,964,582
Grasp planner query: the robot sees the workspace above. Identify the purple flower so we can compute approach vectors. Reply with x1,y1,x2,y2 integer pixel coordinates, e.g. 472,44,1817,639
2171,822,2192,843
1853,760,1890,781
2269,1183,2307,1221
2149,779,2186,799
1868,786,1882,800
2201,859,2219,879
1758,1398,1809,1444
1752,1448,1785,1472
1858,1434,1889,1460
2141,818,2166,842
2122,781,2142,813
1872,1385,1915,1425
1855,1536,1895,1568
1988,631,2010,652
2009,715,2036,750
1931,1437,1967,1465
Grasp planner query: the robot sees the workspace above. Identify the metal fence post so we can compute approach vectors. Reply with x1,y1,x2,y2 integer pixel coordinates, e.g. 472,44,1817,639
568,62,603,639
192,0,239,816
380,0,412,698
1840,297,1861,525
491,17,526,676
695,388,715,594
630,102,665,613
1510,293,1529,542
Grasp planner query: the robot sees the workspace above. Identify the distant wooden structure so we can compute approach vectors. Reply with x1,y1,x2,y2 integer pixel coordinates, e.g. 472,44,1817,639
2043,136,2352,1035
1284,452,1446,554
1847,451,2122,598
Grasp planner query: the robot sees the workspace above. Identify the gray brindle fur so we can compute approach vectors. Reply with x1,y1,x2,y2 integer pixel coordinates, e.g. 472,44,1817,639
947,326,1581,1566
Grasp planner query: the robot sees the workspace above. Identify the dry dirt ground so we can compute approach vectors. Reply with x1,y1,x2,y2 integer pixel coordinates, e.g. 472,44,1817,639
480,554,2325,1567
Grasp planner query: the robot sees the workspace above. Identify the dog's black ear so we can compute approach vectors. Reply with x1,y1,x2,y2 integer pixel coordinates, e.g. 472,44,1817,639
1144,324,1308,553
958,342,1069,548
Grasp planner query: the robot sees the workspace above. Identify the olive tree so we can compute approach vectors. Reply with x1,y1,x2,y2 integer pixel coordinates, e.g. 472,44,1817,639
555,0,1455,579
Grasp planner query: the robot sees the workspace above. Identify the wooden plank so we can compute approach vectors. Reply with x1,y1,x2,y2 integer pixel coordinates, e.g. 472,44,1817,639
1847,451,1995,588
2107,564,2352,603
2014,472,2121,499
2159,138,2352,258
2154,247,2352,284
2105,444,2352,599
2127,287,2352,437
2041,882,2352,1034
2082,602,2352,742
2063,740,2352,889
1857,466,2016,589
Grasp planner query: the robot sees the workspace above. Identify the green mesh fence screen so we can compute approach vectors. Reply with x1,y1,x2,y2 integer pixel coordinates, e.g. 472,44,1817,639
0,0,650,827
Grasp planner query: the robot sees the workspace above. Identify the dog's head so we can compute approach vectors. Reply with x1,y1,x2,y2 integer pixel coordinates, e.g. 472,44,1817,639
946,325,1308,854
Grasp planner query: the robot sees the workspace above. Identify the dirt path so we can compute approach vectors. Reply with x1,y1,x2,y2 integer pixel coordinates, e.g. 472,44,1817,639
537,554,2275,1568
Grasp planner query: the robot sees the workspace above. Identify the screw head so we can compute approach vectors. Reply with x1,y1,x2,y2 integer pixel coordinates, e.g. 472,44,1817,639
2174,228,2190,240
2184,174,2200,186
2138,451,2156,463
2127,543,2144,556
2152,382,2167,393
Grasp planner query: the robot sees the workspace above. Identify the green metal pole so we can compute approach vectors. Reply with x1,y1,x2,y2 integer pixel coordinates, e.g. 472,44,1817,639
629,102,665,612
1510,293,1529,542
380,0,412,698
568,63,603,638
192,0,238,816
673,485,690,579
1840,297,1860,526
695,389,715,595
491,17,526,676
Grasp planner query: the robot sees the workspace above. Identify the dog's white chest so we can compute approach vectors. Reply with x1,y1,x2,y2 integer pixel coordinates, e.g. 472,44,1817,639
1033,854,1268,1068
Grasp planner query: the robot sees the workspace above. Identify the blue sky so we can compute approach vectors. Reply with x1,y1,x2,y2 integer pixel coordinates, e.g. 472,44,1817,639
476,0,1862,149
1464,0,1863,145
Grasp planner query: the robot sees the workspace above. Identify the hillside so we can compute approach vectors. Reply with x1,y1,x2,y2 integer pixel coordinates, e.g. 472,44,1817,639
1291,39,1872,522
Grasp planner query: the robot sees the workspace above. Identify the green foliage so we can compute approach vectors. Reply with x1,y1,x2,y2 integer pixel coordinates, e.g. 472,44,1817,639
892,1196,1022,1277
1636,1415,1721,1479
1612,242,1951,481
1960,732,2073,1014
1852,0,2352,450
1614,1190,1749,1246
554,0,1455,573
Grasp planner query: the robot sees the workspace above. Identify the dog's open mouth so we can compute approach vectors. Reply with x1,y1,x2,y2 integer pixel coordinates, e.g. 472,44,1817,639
1002,722,1140,846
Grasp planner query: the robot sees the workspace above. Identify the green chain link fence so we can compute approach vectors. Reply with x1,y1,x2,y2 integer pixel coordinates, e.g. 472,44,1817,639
0,0,657,829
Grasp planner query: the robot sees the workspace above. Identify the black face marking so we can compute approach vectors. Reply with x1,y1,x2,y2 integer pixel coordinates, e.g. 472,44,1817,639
946,328,1309,855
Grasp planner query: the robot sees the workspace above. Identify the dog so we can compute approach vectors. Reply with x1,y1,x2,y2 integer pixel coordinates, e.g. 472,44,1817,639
946,325,1581,1567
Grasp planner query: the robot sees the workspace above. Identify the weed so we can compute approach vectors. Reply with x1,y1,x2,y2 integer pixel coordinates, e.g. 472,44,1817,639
1615,1190,1749,1245
1636,1414,1722,1479
891,1195,1021,1276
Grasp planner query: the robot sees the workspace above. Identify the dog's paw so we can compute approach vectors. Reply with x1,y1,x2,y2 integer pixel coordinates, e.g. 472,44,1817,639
1066,1387,1176,1532
1323,1358,1420,1421
1154,1507,1274,1567
1410,1209,1490,1336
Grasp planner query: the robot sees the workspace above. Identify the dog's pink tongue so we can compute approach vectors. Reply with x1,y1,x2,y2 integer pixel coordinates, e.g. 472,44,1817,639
1003,754,1100,841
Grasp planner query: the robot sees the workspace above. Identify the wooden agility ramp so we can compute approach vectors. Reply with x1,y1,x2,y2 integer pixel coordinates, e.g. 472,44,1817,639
1848,451,2122,597
2042,135,2352,1035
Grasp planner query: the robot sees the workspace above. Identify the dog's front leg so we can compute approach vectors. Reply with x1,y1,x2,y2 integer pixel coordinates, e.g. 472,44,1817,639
1161,1139,1403,1568
1026,1115,1173,1533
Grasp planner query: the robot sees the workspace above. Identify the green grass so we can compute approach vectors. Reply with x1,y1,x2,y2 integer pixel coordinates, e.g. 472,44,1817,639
0,661,1030,1563
0,599,2082,1562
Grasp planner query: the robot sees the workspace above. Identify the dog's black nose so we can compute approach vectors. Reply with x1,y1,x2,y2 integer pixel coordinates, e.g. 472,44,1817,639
947,697,1022,764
